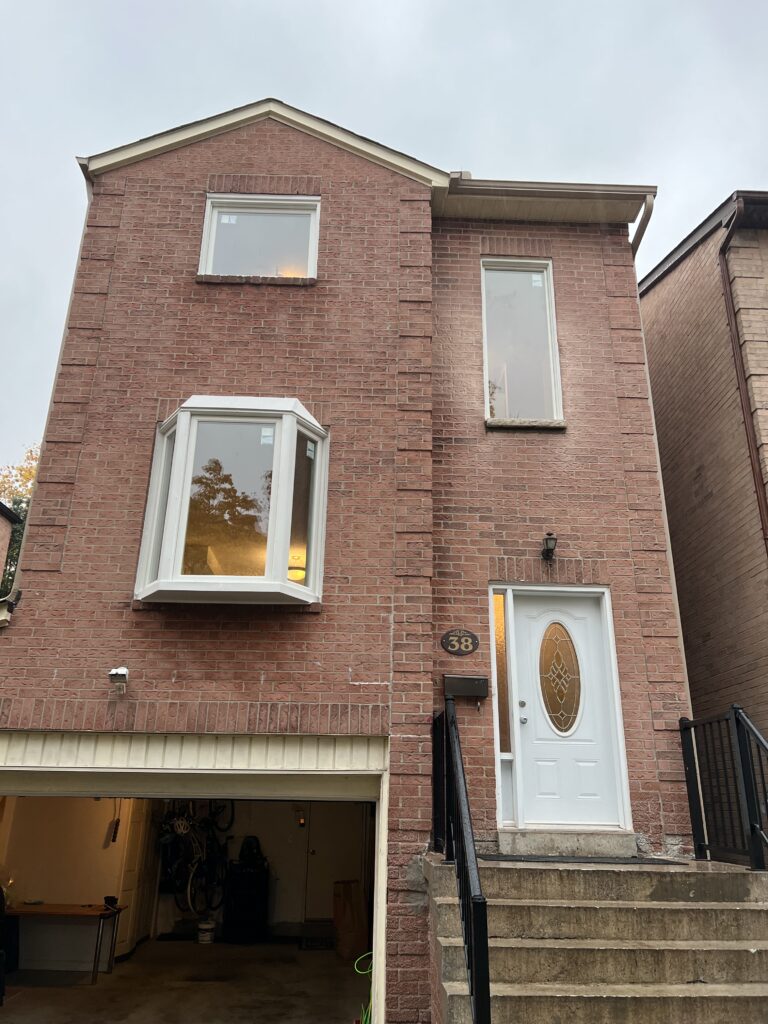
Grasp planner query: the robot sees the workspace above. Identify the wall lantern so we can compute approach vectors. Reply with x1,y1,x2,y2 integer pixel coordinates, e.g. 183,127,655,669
541,532,558,562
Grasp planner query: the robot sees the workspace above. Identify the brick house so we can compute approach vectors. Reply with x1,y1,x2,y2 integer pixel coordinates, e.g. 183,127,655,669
0,501,22,590
640,192,768,735
5,100,763,1023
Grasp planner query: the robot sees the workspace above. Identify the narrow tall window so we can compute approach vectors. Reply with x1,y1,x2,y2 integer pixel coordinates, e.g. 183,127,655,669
482,260,561,422
287,433,316,583
493,592,511,753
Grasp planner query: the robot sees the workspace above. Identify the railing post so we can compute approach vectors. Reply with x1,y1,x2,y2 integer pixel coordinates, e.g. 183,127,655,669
444,698,455,864
470,895,491,1024
432,712,446,854
679,717,708,860
734,706,768,870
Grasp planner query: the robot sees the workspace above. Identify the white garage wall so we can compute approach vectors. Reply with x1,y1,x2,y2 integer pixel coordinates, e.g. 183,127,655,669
6,796,129,904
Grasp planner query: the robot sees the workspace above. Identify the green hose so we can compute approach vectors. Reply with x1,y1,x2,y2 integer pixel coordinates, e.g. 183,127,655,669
354,951,373,1024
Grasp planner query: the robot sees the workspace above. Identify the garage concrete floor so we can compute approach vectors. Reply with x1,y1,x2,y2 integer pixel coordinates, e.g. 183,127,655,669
2,940,371,1023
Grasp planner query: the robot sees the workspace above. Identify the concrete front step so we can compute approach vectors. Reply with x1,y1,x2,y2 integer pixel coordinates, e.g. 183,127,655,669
498,828,638,858
425,855,768,903
432,895,768,940
439,935,768,984
443,982,768,1024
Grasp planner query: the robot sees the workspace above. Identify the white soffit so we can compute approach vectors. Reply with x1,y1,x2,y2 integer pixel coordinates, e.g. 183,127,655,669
82,97,451,188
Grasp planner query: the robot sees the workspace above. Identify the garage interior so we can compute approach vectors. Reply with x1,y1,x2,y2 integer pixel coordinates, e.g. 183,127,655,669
0,794,375,1023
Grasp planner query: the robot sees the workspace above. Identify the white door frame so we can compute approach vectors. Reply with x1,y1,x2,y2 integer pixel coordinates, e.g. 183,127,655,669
489,584,633,832
0,731,389,1023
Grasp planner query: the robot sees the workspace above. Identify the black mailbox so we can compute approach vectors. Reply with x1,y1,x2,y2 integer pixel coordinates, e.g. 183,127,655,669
443,674,489,699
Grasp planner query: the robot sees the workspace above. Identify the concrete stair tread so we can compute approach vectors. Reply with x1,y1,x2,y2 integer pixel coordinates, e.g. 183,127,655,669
476,858,756,876
439,935,768,950
444,980,768,997
483,896,768,910
434,894,768,910
426,853,768,902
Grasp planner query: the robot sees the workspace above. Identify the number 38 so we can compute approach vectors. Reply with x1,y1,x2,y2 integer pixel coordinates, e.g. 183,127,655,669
448,635,475,653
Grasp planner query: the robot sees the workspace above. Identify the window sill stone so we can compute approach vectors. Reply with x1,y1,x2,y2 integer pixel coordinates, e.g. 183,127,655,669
195,274,318,287
485,418,567,431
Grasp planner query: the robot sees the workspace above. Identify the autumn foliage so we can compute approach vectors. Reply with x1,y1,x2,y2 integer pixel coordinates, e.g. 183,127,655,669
1,444,39,595
0,444,39,505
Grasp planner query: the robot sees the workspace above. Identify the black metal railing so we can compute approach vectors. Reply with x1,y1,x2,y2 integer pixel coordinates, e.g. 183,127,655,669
433,699,491,1024
680,704,768,870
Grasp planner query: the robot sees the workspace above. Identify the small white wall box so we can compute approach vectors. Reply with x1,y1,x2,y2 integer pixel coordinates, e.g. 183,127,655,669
109,667,129,694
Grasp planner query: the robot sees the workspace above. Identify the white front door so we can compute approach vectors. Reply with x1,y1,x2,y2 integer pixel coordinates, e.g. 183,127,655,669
511,591,625,827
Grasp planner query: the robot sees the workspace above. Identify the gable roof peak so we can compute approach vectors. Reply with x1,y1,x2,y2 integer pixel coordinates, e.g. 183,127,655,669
80,97,450,187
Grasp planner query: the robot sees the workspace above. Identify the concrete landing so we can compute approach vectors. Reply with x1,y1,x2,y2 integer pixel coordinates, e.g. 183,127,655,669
498,827,638,857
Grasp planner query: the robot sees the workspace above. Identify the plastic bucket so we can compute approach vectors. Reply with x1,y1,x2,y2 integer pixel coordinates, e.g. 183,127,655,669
197,920,215,944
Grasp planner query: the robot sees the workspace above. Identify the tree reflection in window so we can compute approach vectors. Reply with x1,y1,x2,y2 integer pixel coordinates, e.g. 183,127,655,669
182,422,274,577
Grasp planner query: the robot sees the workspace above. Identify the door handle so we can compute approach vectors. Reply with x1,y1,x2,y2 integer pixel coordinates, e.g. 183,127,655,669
520,717,528,725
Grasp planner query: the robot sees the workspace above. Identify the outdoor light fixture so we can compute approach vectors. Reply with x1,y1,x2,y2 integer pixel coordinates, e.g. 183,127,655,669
108,666,129,696
541,532,558,562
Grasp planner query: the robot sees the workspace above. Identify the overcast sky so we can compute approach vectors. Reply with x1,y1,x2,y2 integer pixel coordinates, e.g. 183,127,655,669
2,0,767,467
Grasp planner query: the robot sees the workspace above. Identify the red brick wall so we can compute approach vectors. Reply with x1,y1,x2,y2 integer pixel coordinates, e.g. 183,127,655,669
432,219,691,852
0,119,433,1023
642,230,768,733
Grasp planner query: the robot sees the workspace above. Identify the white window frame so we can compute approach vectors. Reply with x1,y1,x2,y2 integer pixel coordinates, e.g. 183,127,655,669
135,396,329,605
481,258,563,423
198,194,321,278
488,584,632,832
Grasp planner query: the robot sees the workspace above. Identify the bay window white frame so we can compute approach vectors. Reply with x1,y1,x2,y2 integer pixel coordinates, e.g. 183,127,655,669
198,194,321,278
135,396,329,604
481,258,563,423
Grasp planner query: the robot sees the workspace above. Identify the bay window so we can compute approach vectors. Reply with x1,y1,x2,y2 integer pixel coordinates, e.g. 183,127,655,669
135,397,329,603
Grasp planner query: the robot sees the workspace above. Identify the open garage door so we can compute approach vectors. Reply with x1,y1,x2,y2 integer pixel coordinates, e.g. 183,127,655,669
0,732,389,1024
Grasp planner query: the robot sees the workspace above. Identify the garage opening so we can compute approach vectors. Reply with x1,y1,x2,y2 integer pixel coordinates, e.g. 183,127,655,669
0,794,377,1023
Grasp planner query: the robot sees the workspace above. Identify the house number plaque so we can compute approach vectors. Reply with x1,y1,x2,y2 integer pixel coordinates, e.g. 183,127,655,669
440,629,480,656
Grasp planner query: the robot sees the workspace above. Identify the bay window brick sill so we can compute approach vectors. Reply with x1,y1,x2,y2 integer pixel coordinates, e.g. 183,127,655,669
486,418,567,431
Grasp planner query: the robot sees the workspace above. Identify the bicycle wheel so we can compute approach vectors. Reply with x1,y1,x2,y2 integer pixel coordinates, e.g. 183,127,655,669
186,860,209,917
171,859,192,913
205,849,227,912
208,799,235,833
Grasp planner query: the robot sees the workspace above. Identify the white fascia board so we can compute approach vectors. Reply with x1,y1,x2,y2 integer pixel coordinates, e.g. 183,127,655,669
178,395,325,434
83,99,450,188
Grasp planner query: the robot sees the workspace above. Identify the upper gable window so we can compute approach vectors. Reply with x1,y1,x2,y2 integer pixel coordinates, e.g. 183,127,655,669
199,195,320,279
482,259,562,424
135,396,329,605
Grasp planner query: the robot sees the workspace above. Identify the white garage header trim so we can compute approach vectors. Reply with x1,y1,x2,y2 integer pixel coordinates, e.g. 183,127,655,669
0,732,387,774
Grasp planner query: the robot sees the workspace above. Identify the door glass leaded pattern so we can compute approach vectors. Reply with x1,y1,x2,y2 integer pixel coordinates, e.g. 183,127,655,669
539,622,581,733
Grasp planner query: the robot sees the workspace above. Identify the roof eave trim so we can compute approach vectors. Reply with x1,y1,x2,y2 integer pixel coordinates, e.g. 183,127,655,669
0,503,22,526
638,190,768,294
638,197,737,294
445,177,657,204
81,99,450,188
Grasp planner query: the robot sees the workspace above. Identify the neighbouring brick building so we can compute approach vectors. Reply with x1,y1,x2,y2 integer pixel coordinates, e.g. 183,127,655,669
0,502,21,589
0,100,692,1022
640,192,768,736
